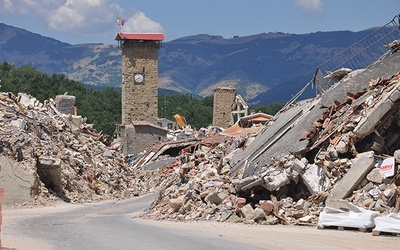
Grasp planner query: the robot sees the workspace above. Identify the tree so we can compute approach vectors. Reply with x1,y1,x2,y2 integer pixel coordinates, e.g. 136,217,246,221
0,62,286,137
250,102,285,116
158,94,213,129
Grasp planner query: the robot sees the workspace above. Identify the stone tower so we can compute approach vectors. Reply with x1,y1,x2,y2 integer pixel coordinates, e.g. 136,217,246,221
115,33,164,125
213,87,236,128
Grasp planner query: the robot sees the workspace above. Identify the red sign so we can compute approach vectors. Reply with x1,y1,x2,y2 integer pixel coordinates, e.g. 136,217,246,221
378,157,395,178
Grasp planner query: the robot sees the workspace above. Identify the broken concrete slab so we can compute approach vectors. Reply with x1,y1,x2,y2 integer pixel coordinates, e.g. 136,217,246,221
263,172,290,191
205,191,227,205
326,156,375,207
229,101,308,176
252,208,266,222
293,158,307,174
231,50,400,176
354,99,394,139
169,198,183,212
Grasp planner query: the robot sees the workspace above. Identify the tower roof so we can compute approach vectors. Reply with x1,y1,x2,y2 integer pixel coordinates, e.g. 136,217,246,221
115,33,164,41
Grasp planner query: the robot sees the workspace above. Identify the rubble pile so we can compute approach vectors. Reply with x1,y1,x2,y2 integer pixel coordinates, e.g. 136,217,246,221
140,72,400,227
299,72,400,213
140,134,247,222
0,92,161,204
137,129,321,225
3,64,400,232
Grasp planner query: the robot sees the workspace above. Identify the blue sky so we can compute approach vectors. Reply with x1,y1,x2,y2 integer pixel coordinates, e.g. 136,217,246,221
0,0,399,45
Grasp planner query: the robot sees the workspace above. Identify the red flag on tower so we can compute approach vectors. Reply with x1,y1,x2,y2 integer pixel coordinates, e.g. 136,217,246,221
117,17,125,26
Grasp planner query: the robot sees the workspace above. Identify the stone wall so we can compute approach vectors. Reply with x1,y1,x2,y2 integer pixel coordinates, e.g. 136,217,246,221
0,156,37,205
55,95,75,115
121,124,168,156
213,87,236,128
121,40,160,124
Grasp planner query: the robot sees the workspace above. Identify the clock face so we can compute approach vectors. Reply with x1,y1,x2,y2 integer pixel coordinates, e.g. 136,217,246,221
134,73,144,83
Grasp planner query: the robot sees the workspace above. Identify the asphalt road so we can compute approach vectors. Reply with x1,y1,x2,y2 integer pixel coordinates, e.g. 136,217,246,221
3,193,400,250
2,193,258,250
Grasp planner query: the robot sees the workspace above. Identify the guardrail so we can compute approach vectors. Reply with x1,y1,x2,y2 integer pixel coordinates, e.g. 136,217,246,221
276,12,400,116
313,13,400,94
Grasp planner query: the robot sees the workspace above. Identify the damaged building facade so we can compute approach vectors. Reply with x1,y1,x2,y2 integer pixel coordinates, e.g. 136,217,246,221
212,87,236,128
212,86,249,129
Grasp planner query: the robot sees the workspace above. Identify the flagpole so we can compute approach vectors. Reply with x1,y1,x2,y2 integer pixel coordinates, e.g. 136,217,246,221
116,16,125,35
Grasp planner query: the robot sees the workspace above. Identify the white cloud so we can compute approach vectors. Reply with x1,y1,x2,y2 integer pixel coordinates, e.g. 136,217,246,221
0,0,164,38
1,0,59,14
1,0,13,12
47,0,118,33
1,0,34,14
294,0,324,15
121,12,164,34
49,3,85,30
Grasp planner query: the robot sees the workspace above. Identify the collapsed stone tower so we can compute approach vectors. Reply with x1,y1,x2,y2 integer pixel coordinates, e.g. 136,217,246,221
212,87,236,128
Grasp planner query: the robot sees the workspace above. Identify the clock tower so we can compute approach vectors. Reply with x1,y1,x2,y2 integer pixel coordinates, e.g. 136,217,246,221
115,33,164,125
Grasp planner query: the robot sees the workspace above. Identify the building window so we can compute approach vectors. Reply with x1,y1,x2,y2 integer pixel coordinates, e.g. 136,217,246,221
167,123,173,129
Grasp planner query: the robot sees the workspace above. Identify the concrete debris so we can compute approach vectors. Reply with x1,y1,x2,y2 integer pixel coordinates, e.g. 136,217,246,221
384,39,400,54
324,68,353,82
326,155,375,207
4,45,400,236
0,92,168,206
139,68,400,230
366,168,384,184
138,133,321,225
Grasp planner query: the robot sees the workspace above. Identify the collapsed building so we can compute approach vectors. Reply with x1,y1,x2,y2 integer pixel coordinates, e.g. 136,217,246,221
136,46,400,232
133,16,400,233
0,93,168,206
1,14,400,237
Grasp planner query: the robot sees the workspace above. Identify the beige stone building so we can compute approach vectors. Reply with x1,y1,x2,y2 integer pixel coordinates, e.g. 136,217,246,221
212,87,236,128
115,33,165,156
115,33,164,125
118,122,169,157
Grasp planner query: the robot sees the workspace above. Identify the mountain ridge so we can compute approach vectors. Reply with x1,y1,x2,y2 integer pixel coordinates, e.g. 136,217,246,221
0,22,392,105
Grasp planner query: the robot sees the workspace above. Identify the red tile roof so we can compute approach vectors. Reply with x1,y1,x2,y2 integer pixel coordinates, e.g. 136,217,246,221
115,33,164,41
